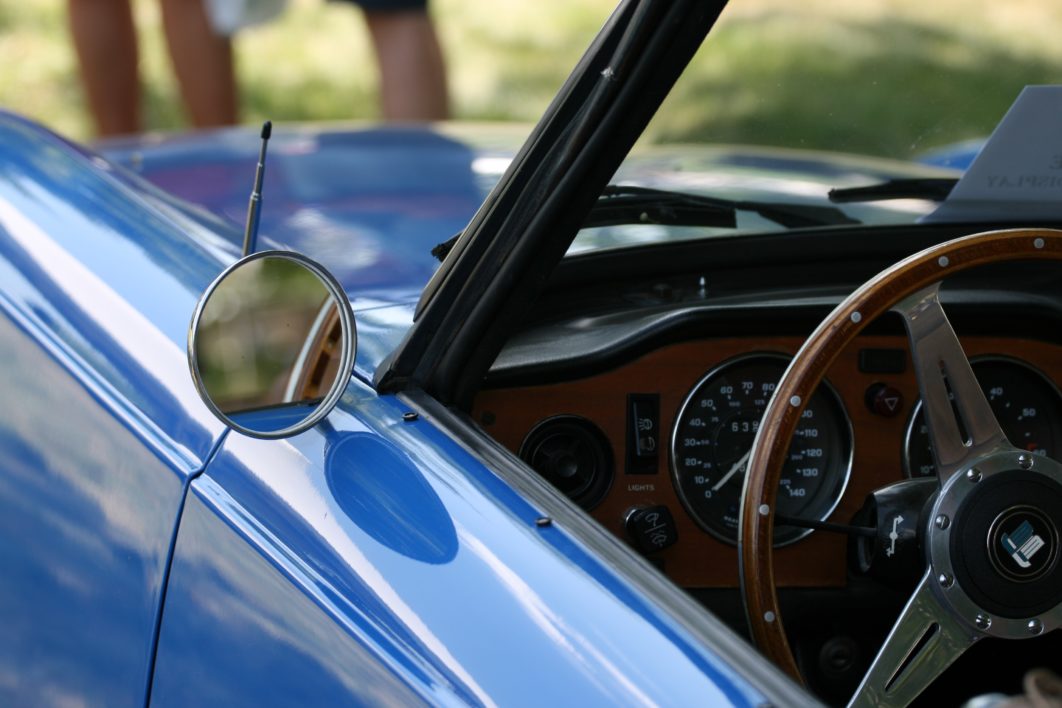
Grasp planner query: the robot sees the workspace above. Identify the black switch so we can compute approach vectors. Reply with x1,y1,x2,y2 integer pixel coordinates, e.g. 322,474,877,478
627,393,659,474
625,505,678,554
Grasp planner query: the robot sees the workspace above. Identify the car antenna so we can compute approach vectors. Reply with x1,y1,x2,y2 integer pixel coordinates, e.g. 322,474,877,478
242,120,272,257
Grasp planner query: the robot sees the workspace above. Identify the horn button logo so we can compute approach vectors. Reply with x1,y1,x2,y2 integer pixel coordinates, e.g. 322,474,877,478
988,507,1058,582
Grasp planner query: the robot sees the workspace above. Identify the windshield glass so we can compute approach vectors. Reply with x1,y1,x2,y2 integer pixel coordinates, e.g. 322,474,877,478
572,0,1062,254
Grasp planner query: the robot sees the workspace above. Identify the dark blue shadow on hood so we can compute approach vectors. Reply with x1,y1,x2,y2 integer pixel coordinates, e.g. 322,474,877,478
326,431,458,564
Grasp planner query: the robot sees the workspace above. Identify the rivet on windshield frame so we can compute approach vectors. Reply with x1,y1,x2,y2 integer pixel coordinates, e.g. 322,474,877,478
938,256,950,267
975,614,992,631
789,395,801,407
1034,237,1045,250
535,516,552,528
1028,618,1044,635
1018,454,1033,470
758,504,770,516
402,411,419,422
850,311,862,324
764,611,776,623
938,572,953,588
966,468,982,483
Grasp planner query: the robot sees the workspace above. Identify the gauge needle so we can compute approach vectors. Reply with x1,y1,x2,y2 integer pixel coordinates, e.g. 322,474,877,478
713,449,751,491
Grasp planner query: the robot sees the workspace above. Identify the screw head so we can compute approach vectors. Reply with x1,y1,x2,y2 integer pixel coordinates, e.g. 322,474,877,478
974,613,992,630
938,572,954,588
402,411,419,422
1018,454,1033,470
935,515,950,530
966,468,983,483
1028,618,1044,635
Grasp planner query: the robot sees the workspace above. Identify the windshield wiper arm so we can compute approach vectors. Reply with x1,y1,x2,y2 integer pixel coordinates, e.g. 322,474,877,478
828,177,957,203
591,184,859,229
431,184,860,263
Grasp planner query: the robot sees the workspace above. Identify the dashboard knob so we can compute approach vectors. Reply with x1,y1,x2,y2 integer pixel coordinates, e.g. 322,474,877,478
625,505,678,554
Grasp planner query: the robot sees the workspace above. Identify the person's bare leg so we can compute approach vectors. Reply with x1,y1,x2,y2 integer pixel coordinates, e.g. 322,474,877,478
160,0,238,128
364,10,449,121
67,0,141,136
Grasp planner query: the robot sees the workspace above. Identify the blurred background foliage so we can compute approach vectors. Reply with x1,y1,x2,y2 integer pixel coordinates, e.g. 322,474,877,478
2,0,1061,158
0,0,613,140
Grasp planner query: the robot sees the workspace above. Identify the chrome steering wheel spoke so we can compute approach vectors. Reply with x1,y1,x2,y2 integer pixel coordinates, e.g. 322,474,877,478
894,285,1010,485
849,571,978,708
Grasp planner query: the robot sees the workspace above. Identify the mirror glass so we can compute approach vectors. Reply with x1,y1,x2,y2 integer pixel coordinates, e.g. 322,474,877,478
190,251,355,438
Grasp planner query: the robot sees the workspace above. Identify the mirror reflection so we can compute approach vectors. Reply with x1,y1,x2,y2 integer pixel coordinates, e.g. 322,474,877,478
193,253,352,436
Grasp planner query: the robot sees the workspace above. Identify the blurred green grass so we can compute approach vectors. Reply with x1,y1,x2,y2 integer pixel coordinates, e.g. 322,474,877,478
652,1,1062,157
2,0,1060,159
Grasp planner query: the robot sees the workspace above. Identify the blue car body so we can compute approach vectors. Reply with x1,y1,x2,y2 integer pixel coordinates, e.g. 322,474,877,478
0,111,799,705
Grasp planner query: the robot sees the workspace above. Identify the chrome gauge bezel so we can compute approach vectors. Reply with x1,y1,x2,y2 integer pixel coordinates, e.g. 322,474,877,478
903,356,1062,479
669,352,854,547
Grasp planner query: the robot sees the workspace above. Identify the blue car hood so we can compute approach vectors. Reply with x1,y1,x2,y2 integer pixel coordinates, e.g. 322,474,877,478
98,124,521,303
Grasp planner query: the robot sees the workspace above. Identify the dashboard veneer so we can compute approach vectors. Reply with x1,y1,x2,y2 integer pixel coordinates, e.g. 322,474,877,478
475,334,1062,589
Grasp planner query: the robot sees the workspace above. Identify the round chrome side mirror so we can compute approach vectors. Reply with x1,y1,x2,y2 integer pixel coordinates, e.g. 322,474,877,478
189,250,356,438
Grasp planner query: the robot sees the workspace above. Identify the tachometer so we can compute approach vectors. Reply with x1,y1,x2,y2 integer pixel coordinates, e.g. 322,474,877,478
904,357,1062,478
671,354,852,545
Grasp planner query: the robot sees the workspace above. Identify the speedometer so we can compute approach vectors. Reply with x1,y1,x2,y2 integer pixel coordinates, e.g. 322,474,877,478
671,354,852,545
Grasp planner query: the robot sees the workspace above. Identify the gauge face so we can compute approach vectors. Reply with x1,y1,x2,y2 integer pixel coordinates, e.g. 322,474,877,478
905,358,1062,478
671,355,852,545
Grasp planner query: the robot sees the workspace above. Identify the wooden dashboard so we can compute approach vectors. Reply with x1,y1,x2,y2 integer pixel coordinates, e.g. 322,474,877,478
472,335,1062,589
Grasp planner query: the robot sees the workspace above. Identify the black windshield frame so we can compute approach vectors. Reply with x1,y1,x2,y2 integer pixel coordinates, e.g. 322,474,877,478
379,0,730,405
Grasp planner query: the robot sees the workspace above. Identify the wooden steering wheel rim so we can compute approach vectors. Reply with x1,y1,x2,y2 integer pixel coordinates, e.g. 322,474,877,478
738,227,1062,681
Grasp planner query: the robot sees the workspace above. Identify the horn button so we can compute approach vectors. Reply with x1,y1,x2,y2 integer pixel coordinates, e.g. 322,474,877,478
951,472,1062,617
929,453,1062,635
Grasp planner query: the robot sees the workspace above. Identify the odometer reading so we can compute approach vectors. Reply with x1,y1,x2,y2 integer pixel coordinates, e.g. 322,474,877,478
671,355,851,545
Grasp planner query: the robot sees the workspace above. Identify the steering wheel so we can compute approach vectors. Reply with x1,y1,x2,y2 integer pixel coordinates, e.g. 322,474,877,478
739,228,1062,706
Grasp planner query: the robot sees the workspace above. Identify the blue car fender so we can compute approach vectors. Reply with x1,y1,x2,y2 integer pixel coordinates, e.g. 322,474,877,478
151,378,771,706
